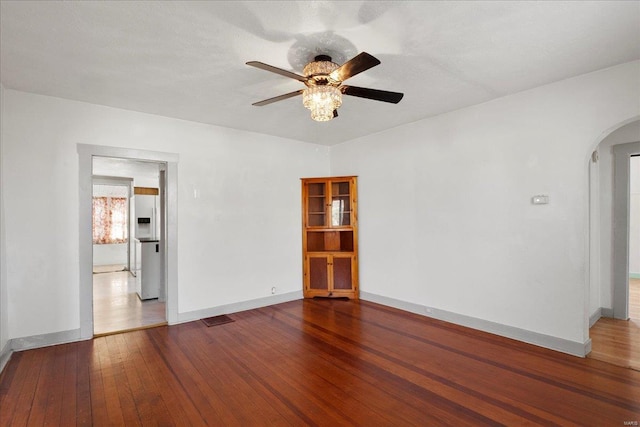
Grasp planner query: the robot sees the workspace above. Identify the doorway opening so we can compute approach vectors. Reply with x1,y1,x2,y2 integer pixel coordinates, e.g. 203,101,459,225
588,120,640,371
91,157,167,335
611,142,640,321
78,144,178,340
627,155,640,321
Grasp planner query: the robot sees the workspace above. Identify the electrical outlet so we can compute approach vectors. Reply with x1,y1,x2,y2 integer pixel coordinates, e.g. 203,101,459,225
271,287,276,294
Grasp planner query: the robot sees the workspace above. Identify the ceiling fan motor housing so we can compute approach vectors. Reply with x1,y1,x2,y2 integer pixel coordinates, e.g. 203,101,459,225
303,55,340,86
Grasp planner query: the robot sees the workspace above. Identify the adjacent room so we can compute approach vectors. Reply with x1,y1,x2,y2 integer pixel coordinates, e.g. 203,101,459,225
91,157,167,335
1,1,639,424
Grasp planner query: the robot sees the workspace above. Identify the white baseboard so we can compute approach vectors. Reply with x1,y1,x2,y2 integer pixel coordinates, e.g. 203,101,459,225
1,289,594,376
360,292,590,358
588,306,614,327
0,340,12,374
10,328,82,352
1,328,84,374
1,291,302,371
176,291,303,324
601,307,614,318
589,307,602,328
584,338,592,355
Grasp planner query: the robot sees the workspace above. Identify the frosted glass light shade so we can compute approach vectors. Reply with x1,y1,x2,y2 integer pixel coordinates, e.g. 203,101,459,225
302,86,342,122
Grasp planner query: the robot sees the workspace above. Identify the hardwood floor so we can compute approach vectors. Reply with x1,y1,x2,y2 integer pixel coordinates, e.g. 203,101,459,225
589,317,640,371
630,278,640,319
2,299,639,425
588,279,640,371
93,271,165,335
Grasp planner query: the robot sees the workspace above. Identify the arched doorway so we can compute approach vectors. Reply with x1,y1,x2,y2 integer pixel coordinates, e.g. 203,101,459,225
588,119,640,369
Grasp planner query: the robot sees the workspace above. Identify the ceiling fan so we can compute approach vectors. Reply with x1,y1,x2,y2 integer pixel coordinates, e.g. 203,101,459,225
246,52,403,122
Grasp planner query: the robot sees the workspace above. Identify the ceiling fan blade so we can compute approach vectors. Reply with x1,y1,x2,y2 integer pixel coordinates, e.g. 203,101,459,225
341,86,404,104
252,90,304,106
246,61,307,83
329,52,381,82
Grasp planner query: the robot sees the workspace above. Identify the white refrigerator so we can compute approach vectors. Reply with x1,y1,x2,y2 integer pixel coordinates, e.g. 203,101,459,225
135,238,161,300
135,194,159,240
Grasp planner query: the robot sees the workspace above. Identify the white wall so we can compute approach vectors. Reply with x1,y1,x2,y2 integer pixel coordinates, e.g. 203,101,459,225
629,156,640,275
0,83,9,356
330,61,640,347
594,120,640,314
93,244,128,267
3,89,329,339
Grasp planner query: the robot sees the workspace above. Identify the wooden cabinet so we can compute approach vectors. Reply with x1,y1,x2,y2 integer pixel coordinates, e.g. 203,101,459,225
301,176,358,299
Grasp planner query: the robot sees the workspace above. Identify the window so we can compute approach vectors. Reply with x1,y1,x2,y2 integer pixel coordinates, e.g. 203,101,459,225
93,196,128,244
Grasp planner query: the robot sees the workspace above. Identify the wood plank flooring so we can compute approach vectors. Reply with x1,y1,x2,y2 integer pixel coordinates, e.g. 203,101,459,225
589,317,640,371
630,278,640,319
93,271,166,335
588,279,640,371
2,299,640,425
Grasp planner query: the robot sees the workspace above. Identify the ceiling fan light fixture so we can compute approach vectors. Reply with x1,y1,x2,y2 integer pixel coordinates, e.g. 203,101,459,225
247,51,403,122
302,86,342,122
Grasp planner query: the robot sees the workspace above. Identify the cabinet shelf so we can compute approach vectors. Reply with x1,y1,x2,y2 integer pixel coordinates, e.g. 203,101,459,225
306,230,353,252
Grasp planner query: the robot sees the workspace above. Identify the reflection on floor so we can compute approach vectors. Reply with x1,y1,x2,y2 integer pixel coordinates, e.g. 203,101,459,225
588,279,640,371
93,270,166,336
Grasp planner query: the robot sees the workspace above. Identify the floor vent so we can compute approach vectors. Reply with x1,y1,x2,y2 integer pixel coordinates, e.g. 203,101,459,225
201,314,235,327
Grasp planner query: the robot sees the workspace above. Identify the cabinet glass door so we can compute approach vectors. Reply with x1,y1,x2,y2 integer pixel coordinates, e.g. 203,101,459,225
306,182,327,227
330,181,351,226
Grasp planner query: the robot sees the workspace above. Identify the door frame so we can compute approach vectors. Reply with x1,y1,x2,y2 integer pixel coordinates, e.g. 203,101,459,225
78,144,179,339
612,141,640,320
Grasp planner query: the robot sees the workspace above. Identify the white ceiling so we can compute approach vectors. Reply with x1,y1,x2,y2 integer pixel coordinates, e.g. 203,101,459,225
1,1,639,146
93,157,160,181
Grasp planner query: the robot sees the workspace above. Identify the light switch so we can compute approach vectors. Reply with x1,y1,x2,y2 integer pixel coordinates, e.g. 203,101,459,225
531,195,549,205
